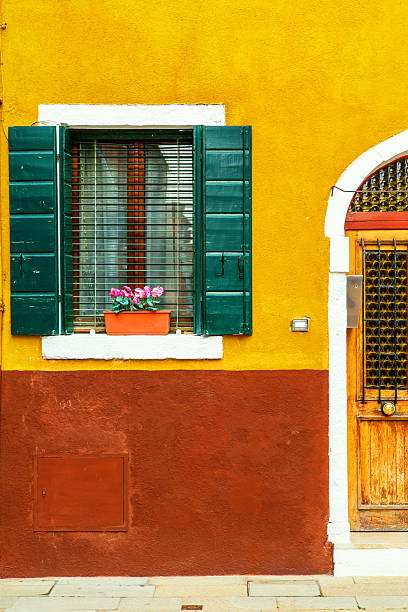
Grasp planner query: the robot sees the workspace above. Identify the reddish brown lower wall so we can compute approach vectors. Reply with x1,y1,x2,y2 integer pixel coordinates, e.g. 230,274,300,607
0,370,332,576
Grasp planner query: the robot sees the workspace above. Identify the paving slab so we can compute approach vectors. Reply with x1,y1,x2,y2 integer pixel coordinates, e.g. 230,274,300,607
246,577,318,583
247,577,347,585
175,597,276,610
316,578,354,586
176,597,266,611
195,609,263,612
149,578,247,586
248,582,319,597
353,576,408,583
4,610,100,612
0,600,17,609
118,609,261,612
59,578,148,586
180,596,240,610
4,609,100,612
117,597,181,610
228,597,277,609
322,583,408,596
0,580,55,595
51,585,155,597
154,585,247,597
0,578,56,582
0,600,18,609
180,609,265,612
276,597,357,609
356,595,408,609
11,597,120,610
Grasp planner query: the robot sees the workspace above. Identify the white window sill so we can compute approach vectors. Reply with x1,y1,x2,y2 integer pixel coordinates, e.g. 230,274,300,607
41,333,223,360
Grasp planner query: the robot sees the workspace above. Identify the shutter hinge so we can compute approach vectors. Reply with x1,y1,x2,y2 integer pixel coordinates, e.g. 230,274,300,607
58,295,62,303
0,301,5,313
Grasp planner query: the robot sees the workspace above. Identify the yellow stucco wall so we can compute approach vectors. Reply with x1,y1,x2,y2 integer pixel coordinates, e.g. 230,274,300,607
1,0,407,371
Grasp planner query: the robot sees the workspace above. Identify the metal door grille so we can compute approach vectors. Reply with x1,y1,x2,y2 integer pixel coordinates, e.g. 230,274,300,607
71,136,194,332
362,239,408,402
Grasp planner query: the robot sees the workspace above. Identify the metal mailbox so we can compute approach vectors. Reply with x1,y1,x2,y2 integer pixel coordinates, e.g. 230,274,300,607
347,275,363,328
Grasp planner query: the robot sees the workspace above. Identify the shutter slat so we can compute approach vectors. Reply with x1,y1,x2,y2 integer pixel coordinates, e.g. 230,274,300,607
200,126,252,335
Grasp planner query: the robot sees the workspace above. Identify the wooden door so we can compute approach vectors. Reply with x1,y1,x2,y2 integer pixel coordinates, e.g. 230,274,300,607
347,229,408,530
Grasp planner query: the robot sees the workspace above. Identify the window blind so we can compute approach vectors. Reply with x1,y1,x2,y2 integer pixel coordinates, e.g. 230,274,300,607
71,136,194,332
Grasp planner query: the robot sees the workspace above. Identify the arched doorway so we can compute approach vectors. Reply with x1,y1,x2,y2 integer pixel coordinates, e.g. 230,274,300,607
346,158,408,530
325,129,408,545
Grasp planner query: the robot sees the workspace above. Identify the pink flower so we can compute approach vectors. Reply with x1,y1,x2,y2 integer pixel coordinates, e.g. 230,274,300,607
117,286,133,298
109,288,121,297
151,286,164,298
134,288,144,297
143,285,152,297
132,296,140,305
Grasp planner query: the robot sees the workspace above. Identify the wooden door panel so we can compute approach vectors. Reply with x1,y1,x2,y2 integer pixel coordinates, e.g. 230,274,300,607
347,230,408,531
359,419,408,507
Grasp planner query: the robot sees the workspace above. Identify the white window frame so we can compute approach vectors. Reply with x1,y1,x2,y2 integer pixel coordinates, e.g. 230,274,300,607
40,104,225,360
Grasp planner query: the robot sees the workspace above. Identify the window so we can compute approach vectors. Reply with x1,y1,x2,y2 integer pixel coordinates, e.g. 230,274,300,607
72,132,194,332
9,125,252,337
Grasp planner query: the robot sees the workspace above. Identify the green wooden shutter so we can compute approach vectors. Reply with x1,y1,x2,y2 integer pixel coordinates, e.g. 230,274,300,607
196,126,252,335
9,125,72,335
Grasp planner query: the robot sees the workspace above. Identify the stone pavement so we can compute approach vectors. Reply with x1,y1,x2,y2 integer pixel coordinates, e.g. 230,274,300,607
2,575,408,611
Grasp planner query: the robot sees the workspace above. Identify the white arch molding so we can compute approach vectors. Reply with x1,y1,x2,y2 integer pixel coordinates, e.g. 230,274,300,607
325,129,408,547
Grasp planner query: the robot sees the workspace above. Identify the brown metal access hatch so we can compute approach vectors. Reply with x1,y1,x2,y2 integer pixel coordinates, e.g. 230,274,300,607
34,454,128,531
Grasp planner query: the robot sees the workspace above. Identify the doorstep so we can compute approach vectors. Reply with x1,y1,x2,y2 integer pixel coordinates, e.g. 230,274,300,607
334,532,408,576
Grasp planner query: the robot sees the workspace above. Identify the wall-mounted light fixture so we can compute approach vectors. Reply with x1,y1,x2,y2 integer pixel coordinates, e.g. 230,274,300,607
291,317,310,332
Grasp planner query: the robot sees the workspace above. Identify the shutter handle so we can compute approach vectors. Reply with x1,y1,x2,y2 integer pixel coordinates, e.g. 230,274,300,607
19,253,24,276
238,255,245,280
217,253,226,277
